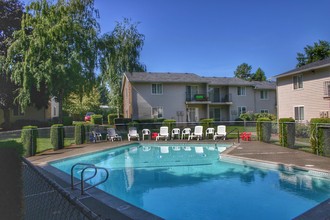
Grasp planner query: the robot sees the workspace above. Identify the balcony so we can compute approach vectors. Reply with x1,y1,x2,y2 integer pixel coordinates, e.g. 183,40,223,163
209,93,232,104
186,94,210,104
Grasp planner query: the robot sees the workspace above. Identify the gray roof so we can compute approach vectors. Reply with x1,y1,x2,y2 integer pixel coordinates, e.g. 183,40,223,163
124,72,276,89
275,57,330,78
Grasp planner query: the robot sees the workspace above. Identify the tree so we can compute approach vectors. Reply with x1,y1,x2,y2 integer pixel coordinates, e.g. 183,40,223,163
251,68,266,81
99,18,146,117
6,0,100,123
63,86,101,120
296,40,330,67
234,63,252,80
0,0,23,128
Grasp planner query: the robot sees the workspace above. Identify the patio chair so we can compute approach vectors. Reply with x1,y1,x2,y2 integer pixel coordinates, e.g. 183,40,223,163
213,125,227,140
205,127,215,139
156,126,169,141
181,128,191,140
142,129,151,140
171,128,181,140
107,128,122,142
127,127,140,141
91,131,102,143
188,126,203,141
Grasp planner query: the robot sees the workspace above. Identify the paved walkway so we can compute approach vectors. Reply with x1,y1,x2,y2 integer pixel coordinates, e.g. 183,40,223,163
27,140,330,220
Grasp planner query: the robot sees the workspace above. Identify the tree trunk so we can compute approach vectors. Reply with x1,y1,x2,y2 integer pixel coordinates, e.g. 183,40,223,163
2,108,11,130
58,92,63,124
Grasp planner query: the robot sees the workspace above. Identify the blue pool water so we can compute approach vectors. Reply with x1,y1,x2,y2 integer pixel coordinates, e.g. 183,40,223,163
50,143,330,220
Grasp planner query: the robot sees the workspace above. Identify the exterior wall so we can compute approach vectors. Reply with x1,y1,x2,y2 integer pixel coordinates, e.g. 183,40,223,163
277,68,330,122
0,105,47,125
131,83,187,120
229,86,255,120
122,78,133,118
254,90,277,114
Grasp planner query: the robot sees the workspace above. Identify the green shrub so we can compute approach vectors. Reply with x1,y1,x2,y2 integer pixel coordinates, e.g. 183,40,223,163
21,126,38,157
310,118,330,155
296,123,310,138
108,113,123,125
279,118,295,148
74,123,85,145
239,112,255,121
254,113,276,121
62,116,73,126
200,118,214,133
162,119,176,132
91,114,103,125
256,118,272,142
51,124,64,150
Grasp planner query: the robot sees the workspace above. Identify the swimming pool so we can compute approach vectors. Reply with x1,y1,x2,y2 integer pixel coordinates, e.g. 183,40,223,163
50,143,330,220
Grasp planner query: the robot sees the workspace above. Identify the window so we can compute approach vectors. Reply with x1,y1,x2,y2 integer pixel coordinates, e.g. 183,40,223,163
294,106,304,121
324,81,330,97
151,84,163,95
293,75,303,90
13,105,24,116
260,109,269,113
237,87,246,96
238,106,247,116
152,106,163,118
260,90,268,100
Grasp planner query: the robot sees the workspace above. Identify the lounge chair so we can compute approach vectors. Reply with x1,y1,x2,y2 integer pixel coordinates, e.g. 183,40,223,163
127,127,140,141
205,127,215,139
107,128,122,142
142,129,151,140
156,126,169,141
181,128,191,140
188,126,203,141
213,125,227,140
171,128,181,140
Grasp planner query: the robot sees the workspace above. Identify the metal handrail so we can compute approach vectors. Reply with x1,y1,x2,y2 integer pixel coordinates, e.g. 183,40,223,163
71,163,109,195
226,128,240,143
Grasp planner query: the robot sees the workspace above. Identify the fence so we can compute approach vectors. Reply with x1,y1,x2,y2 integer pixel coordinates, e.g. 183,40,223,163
1,121,329,156
22,157,100,220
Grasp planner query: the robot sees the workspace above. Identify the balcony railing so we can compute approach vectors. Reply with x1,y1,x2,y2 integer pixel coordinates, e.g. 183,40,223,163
208,94,232,103
186,93,232,103
186,94,208,102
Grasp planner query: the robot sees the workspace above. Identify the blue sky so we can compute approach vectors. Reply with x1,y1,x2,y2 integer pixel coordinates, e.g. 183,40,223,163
23,0,330,79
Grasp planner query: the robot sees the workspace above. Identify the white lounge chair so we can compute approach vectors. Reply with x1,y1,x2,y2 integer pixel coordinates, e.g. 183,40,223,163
205,127,215,139
142,129,151,140
213,125,227,140
107,128,122,141
181,128,191,140
127,127,140,141
171,128,181,140
156,126,169,141
188,126,203,141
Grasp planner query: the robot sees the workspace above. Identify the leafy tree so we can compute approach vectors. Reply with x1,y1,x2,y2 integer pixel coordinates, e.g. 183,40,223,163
251,67,266,81
99,18,146,117
234,63,252,80
296,40,330,67
6,0,100,123
63,86,101,120
0,0,23,128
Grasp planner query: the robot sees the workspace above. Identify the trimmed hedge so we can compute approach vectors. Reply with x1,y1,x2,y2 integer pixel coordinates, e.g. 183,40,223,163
91,114,103,125
108,114,123,125
256,118,272,142
200,118,214,133
310,118,330,155
21,126,38,157
74,123,85,145
51,124,64,150
62,116,73,126
162,119,176,132
279,118,295,148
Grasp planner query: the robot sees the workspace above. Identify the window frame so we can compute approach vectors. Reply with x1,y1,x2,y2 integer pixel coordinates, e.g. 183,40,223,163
294,106,304,121
260,109,269,113
151,83,163,95
260,90,269,100
151,106,163,118
237,86,246,96
237,106,247,116
293,74,303,90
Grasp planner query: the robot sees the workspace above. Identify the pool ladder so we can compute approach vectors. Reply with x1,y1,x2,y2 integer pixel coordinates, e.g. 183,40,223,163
71,163,109,195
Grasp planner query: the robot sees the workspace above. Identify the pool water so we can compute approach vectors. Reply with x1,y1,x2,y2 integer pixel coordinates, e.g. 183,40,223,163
50,143,330,220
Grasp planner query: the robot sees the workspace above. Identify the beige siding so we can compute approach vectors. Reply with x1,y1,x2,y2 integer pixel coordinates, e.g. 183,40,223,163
277,68,330,121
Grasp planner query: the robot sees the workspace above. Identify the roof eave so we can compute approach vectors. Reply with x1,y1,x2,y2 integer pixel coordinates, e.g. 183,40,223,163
274,63,330,78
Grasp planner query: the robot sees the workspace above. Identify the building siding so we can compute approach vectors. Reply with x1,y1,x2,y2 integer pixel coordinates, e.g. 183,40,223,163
277,68,330,121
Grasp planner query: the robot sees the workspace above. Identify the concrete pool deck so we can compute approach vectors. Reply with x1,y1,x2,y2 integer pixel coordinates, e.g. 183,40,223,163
27,140,330,219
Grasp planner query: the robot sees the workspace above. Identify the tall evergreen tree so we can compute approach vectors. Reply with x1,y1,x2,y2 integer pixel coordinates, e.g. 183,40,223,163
251,68,266,81
296,40,330,67
234,63,252,81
